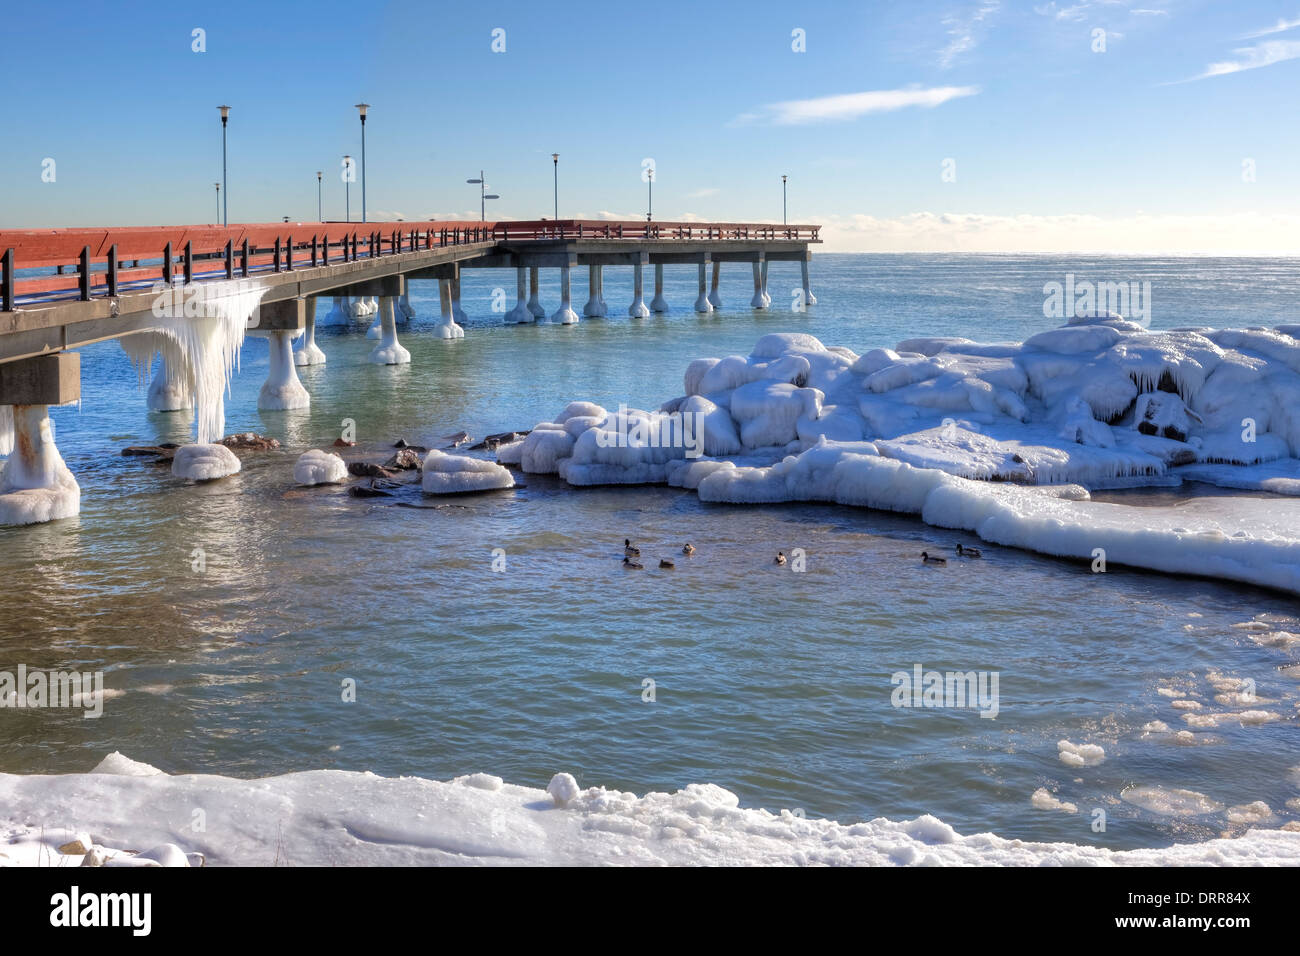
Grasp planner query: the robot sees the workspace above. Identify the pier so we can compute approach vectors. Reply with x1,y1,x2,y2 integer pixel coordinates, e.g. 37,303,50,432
0,218,819,524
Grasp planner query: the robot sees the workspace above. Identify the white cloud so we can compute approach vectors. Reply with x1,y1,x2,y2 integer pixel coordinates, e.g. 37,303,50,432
1131,8,1168,15
1242,16,1300,38
736,86,980,126
685,188,720,199
939,0,1001,67
813,210,1300,254
1196,38,1300,79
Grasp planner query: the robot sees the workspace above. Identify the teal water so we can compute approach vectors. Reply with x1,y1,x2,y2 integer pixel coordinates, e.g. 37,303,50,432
2,254,1299,851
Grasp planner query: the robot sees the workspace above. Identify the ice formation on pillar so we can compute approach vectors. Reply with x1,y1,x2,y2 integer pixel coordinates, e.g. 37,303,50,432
321,296,349,326
0,405,80,525
750,261,768,309
421,449,516,494
294,305,326,367
434,280,466,340
800,259,817,306
145,357,193,411
694,264,713,313
497,318,1300,595
629,263,651,318
552,268,580,325
451,279,468,323
707,262,723,310
293,449,347,486
527,268,546,320
369,297,412,364
583,266,606,317
258,331,311,408
398,289,416,321
650,263,669,313
0,405,12,457
365,319,381,339
506,268,532,324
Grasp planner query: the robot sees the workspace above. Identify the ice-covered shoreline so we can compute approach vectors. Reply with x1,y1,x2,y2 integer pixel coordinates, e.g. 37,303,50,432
3,754,1299,866
499,320,1300,594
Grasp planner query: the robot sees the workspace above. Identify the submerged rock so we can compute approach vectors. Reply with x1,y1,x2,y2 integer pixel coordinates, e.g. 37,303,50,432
333,438,356,448
348,479,398,498
383,448,423,470
348,461,397,479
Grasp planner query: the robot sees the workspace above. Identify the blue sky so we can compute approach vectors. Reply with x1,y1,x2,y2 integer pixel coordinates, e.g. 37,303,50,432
2,0,1298,251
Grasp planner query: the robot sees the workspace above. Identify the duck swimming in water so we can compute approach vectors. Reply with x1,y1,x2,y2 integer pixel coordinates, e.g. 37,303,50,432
774,552,787,566
624,539,640,557
682,543,696,556
623,556,644,570
956,544,983,558
921,551,947,565
659,558,675,569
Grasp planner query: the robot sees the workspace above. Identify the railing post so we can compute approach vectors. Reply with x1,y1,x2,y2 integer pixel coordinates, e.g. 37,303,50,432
224,239,234,279
241,238,250,278
107,244,119,296
1,248,13,312
322,234,329,266
78,245,91,301
162,241,173,284
311,235,319,267
183,240,194,284
273,236,282,272
286,235,294,271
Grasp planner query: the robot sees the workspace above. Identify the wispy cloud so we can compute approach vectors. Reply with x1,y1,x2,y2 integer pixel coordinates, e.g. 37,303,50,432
1242,16,1300,38
685,188,720,199
1192,38,1300,79
939,0,1001,67
734,86,980,126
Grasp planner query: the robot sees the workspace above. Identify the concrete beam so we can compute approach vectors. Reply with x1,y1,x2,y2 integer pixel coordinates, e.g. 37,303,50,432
251,297,306,331
0,352,80,405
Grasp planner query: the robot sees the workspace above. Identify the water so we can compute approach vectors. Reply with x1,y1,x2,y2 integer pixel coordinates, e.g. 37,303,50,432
3,253,1299,851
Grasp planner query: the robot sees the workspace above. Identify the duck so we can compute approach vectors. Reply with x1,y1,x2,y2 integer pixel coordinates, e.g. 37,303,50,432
682,543,696,556
774,551,787,566
624,539,640,557
622,556,644,570
659,559,675,569
955,544,983,558
921,551,947,565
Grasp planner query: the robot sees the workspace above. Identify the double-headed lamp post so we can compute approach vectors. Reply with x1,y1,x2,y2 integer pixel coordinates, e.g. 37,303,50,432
782,174,788,226
466,171,500,221
217,105,230,226
316,170,323,221
344,155,352,222
355,103,369,223
552,153,559,220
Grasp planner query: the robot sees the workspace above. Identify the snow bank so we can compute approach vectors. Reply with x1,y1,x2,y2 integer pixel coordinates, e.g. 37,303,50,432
421,450,515,494
3,755,1297,867
294,450,347,486
500,324,1300,594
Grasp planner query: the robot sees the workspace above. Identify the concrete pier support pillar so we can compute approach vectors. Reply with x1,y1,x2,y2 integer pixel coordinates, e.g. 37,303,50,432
552,263,580,325
323,296,348,325
450,278,468,323
369,296,413,363
527,266,546,319
294,295,326,366
629,261,650,317
506,266,532,323
0,353,81,526
435,280,466,339
800,256,817,307
650,262,669,312
584,265,606,317
398,287,416,322
707,261,723,310
147,356,193,411
751,258,768,310
260,330,312,407
694,259,713,313
761,260,772,308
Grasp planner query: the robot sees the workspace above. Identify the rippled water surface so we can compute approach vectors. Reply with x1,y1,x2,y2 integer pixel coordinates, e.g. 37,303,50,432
2,254,1299,851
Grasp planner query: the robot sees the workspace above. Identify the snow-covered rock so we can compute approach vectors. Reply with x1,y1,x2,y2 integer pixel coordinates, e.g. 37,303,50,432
171,443,241,481
421,450,515,494
294,450,347,486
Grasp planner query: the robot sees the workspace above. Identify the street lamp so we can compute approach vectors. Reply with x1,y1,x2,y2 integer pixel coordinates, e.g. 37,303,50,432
217,105,230,226
343,155,352,222
646,167,653,222
214,182,220,223
782,174,788,226
316,170,323,222
466,170,500,221
552,153,559,220
355,103,369,223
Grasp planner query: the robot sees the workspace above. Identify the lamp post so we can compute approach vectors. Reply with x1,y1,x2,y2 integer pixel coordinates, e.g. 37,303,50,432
214,182,220,224
782,174,788,226
466,170,500,221
343,155,352,222
552,153,559,221
316,170,323,221
355,103,369,223
647,167,653,222
217,105,230,226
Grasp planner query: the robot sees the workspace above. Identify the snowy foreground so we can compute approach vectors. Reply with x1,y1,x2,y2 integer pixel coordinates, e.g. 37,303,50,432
502,318,1300,594
3,754,1298,866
